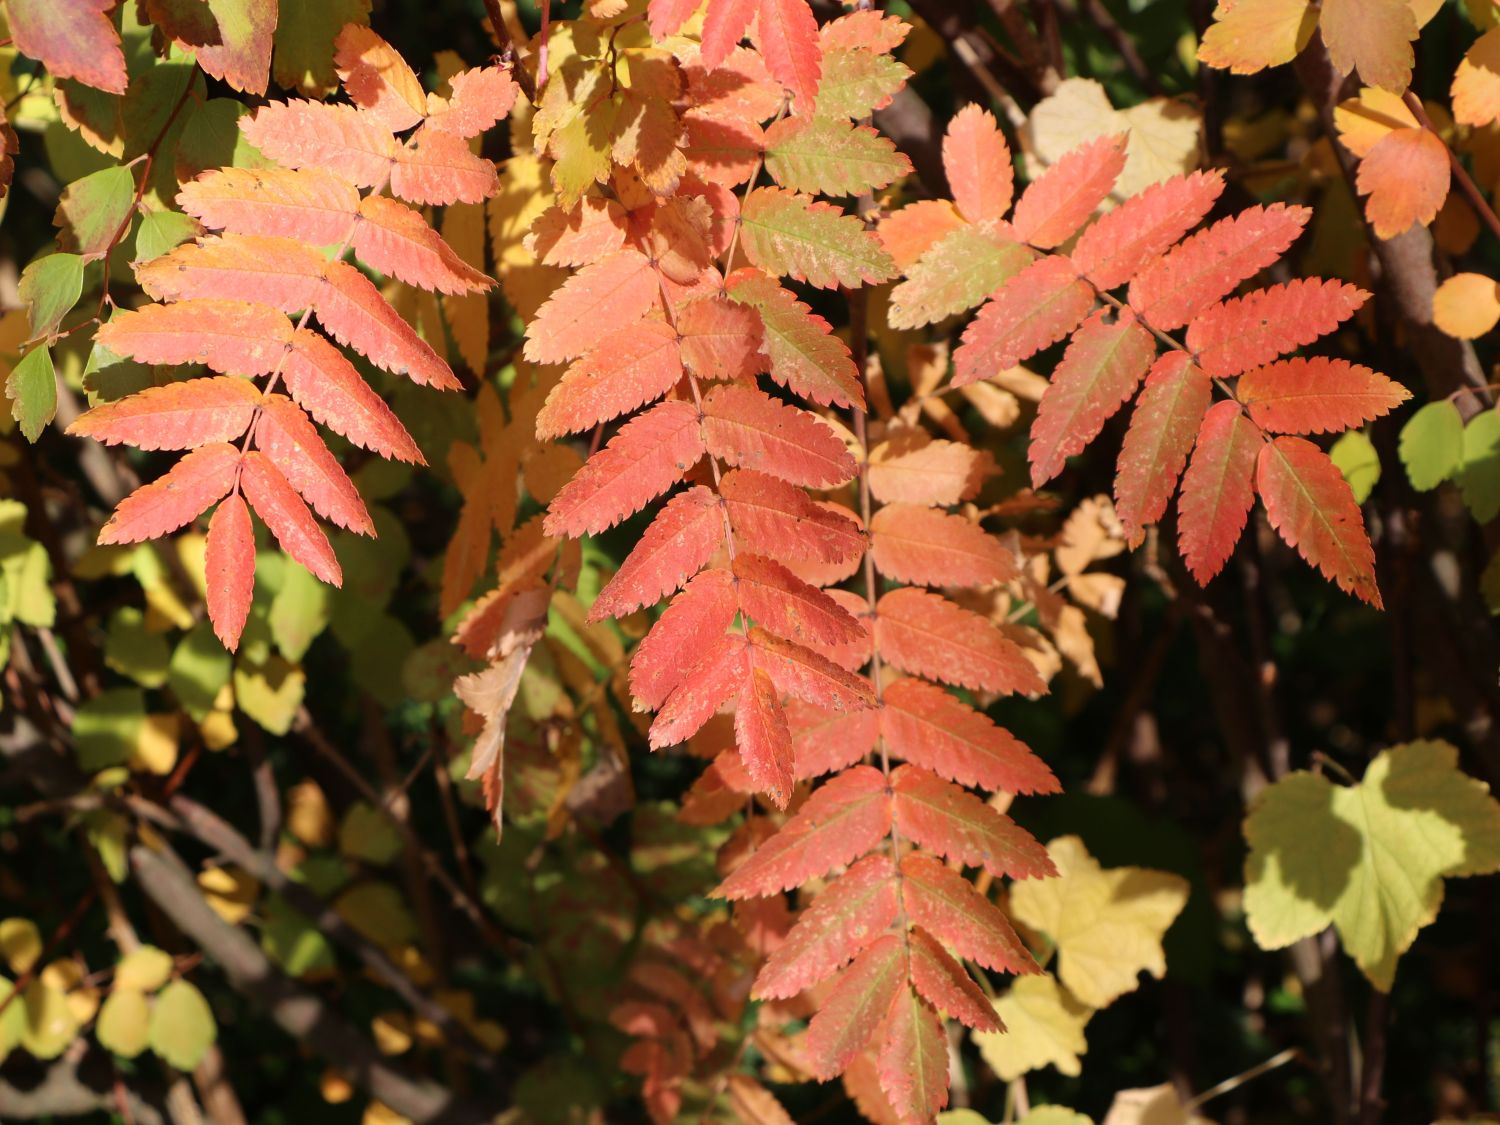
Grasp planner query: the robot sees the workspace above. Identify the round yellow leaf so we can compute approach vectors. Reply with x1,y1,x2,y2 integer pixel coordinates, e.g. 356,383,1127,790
1434,272,1500,339
115,945,174,992
20,980,79,1059
1334,88,1419,158
148,979,216,1070
286,780,335,848
321,1068,355,1103
198,866,260,925
372,1010,414,1055
97,988,150,1058
0,918,41,975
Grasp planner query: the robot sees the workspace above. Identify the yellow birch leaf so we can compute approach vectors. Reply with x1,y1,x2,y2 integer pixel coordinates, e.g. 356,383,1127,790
1321,0,1418,92
1454,28,1500,128
1010,836,1189,1009
1334,88,1419,159
1197,0,1317,75
115,945,173,992
1434,272,1500,339
286,780,335,848
974,973,1092,1081
198,866,260,924
0,918,40,975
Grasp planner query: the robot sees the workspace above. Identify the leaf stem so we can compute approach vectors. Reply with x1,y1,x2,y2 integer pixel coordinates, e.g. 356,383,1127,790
1402,91,1500,247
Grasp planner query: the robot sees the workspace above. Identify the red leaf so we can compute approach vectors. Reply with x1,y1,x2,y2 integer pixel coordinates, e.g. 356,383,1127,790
725,268,863,409
749,627,876,711
791,701,880,779
283,330,424,464
805,935,905,1080
1114,352,1213,544
686,112,768,189
525,249,660,365
205,494,255,650
1187,279,1368,378
1356,126,1449,239
891,765,1055,879
943,104,1014,225
136,233,327,311
703,0,759,68
734,554,864,647
757,0,822,111
1237,357,1410,434
1029,311,1156,487
630,569,739,711
95,300,293,376
675,296,767,382
544,401,707,537
651,633,748,748
881,678,1058,795
239,451,341,586
354,194,493,294
714,765,892,898
98,443,241,545
820,10,909,53
391,128,498,205
69,376,260,450
703,384,855,489
426,66,518,139
878,988,949,1121
255,395,374,534
334,24,426,132
649,0,703,38
899,853,1038,975
179,166,359,246
1257,436,1382,606
527,198,628,268
173,0,273,94
1010,134,1128,249
869,505,1016,588
1128,204,1311,330
876,587,1047,697
1177,401,1264,583
735,666,796,807
8,0,126,94
720,469,866,564
953,255,1096,387
536,321,684,439
1071,169,1226,292
241,102,398,188
592,487,726,621
752,854,899,999
907,928,999,1032
317,260,461,390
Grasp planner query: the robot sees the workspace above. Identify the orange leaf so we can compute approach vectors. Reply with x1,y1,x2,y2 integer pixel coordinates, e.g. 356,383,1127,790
720,468,865,564
592,487,726,622
890,764,1055,879
241,101,398,188
1185,278,1367,378
205,494,256,650
878,987,949,1121
735,666,796,807
535,321,684,439
8,0,126,94
99,443,242,545
881,677,1058,794
943,104,1014,225
1010,133,1127,249
629,568,738,710
1355,126,1450,239
875,587,1046,696
900,852,1039,975
804,935,905,1080
68,376,261,450
953,255,1096,387
96,300,294,376
282,330,423,464
1177,400,1264,583
255,395,374,535
1238,357,1410,434
240,451,342,586
1114,352,1213,543
870,505,1017,588
334,24,427,133
702,384,856,488
525,249,660,365
392,128,498,205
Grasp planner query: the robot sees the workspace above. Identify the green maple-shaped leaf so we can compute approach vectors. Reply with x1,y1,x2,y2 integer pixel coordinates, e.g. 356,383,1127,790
1244,740,1500,991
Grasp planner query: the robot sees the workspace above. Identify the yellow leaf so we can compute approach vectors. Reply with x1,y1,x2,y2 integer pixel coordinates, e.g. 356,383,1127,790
321,1068,355,1103
1197,0,1317,75
20,980,78,1059
41,960,98,1024
488,153,567,321
1333,88,1419,159
1321,0,1418,91
115,945,173,992
1434,272,1500,339
1243,740,1500,990
0,918,41,975
372,1010,414,1055
129,714,179,776
1101,1084,1211,1125
364,1102,414,1125
286,780,335,848
198,866,260,925
199,707,239,751
1010,836,1189,1009
441,201,489,373
1454,28,1500,127
974,973,1092,1081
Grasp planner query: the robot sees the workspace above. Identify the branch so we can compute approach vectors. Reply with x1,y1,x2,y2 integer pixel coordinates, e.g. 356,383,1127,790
0,1051,167,1124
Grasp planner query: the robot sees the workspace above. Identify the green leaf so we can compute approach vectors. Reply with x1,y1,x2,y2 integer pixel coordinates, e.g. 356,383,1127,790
6,346,57,442
149,979,216,1070
169,622,233,721
334,882,418,947
1019,1111,1095,1125
97,988,150,1057
738,187,898,290
135,211,201,263
1244,740,1500,990
764,117,912,196
0,977,26,1062
337,802,402,866
261,896,336,979
85,811,130,881
105,608,171,688
115,945,174,992
269,562,330,663
0,527,55,628
815,48,912,121
75,688,148,772
273,0,372,97
233,655,306,736
1330,430,1380,503
17,254,84,343
1460,409,1500,522
888,228,1033,330
1399,400,1464,491
53,165,136,261
175,97,269,182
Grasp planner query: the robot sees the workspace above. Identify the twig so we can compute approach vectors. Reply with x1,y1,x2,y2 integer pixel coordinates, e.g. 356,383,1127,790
1403,91,1500,246
480,0,537,102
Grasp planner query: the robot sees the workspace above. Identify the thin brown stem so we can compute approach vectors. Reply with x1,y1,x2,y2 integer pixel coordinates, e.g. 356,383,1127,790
1403,91,1500,246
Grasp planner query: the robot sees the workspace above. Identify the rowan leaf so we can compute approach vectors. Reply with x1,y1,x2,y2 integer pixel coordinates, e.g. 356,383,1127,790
536,321,684,439
899,852,1038,975
875,587,1047,697
334,24,427,133
1197,0,1317,75
944,105,1014,225
891,765,1055,879
714,765,892,898
54,165,136,262
179,166,360,246
1244,740,1500,991
240,452,341,587
814,45,910,121
427,66,518,139
593,487,726,622
720,469,865,564
752,853,899,999
805,934,905,1079
748,627,876,711
544,401,707,537
725,268,862,408
701,384,856,488
8,0,127,94
1009,835,1189,1008
100,444,242,545
739,187,897,290
869,434,987,507
763,116,910,199
630,569,739,710
1355,126,1450,239
1256,436,1382,607
974,974,1092,1081
205,494,256,650
1187,279,1367,378
68,377,261,450
881,678,1058,795
240,101,398,188
735,666,796,807
355,195,493,294
734,555,864,647
878,988,949,1121
318,260,460,390
1238,358,1410,434
1114,353,1213,544
1398,400,1464,490
869,505,1017,588
888,228,1033,332
651,633,748,748
255,395,374,535
1177,401,1264,583
953,256,1097,388
1127,204,1311,331
757,0,822,111
1071,170,1226,292
1029,312,1156,487
19,253,85,343
282,330,423,464
97,300,293,376
906,927,998,1032
1010,134,1128,249
391,128,498,206
525,249,660,365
